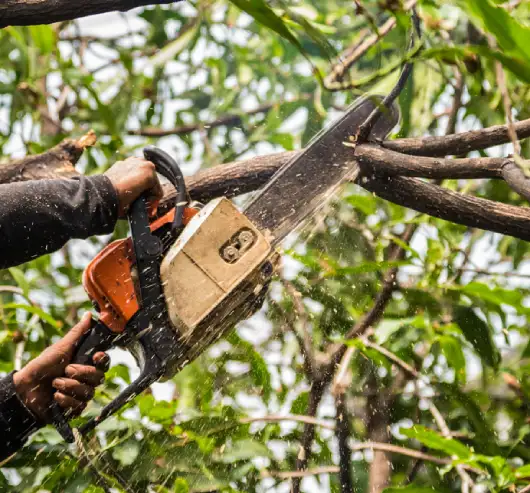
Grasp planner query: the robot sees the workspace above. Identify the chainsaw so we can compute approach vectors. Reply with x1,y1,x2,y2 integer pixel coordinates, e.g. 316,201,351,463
50,95,400,443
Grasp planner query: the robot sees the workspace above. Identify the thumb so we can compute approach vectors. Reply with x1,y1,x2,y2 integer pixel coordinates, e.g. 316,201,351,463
58,312,93,351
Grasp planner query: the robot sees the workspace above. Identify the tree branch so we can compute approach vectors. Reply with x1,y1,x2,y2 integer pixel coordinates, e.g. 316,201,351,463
355,144,507,179
324,0,418,90
4,137,530,243
240,414,335,431
360,174,530,242
335,394,354,493
292,379,326,493
0,131,96,183
0,1,181,27
383,117,530,156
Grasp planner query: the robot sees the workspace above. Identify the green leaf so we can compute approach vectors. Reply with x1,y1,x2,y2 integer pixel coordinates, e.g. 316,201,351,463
437,335,466,383
229,0,313,70
383,486,444,493
215,439,272,463
4,303,60,330
458,0,530,66
173,478,190,493
28,25,56,55
8,267,30,298
138,395,177,424
453,305,500,370
516,463,530,478
249,349,272,400
111,440,140,466
454,282,525,312
401,425,472,459
436,383,500,456
422,45,530,83
375,317,418,344
148,20,200,68
325,260,409,278
346,194,378,216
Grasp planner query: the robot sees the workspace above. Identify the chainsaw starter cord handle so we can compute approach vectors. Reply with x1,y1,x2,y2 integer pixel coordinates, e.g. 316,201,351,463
143,145,186,236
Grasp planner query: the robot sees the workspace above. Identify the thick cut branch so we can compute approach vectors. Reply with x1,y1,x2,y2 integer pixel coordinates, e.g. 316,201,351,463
360,174,530,242
4,140,530,243
0,1,181,27
355,144,506,179
383,117,530,156
0,132,96,183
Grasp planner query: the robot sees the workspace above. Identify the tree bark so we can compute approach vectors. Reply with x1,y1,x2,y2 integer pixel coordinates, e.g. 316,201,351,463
383,117,530,156
0,0,181,28
0,131,96,183
367,379,392,493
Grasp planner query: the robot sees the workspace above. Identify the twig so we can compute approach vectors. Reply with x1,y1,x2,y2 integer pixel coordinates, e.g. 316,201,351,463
429,403,474,492
240,414,335,431
361,338,422,380
489,36,521,156
324,0,418,90
282,280,316,378
357,9,420,142
335,394,354,493
129,96,310,137
446,70,464,136
332,347,355,396
350,441,476,471
261,466,340,479
292,379,326,493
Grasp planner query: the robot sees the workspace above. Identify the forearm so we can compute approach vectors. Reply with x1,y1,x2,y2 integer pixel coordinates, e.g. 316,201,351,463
0,373,42,462
0,175,118,269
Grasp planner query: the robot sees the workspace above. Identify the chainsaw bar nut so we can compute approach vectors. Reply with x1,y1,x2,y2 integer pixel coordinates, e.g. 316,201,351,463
220,228,257,263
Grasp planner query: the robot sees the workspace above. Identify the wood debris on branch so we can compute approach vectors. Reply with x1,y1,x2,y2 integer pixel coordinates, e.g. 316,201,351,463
0,131,96,184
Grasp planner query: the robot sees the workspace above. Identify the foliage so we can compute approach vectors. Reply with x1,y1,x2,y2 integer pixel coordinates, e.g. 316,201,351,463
1,1,530,492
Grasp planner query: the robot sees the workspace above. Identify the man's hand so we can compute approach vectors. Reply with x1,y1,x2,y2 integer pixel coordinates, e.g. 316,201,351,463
13,313,110,422
104,157,164,217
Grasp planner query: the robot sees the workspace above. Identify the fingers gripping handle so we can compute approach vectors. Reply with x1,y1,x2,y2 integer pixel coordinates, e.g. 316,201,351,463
51,320,117,443
72,320,117,366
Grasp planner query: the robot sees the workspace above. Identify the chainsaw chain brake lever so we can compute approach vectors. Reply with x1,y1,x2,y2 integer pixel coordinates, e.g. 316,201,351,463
51,147,186,443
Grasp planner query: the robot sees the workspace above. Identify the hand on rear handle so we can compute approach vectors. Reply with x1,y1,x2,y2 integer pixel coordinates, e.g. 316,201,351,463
104,157,164,217
13,313,110,422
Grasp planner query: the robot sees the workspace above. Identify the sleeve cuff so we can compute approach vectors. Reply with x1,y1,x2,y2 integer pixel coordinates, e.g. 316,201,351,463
87,174,119,231
0,372,41,446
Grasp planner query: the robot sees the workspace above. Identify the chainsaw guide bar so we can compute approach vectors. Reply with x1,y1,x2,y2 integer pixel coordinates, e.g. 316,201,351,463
243,95,400,245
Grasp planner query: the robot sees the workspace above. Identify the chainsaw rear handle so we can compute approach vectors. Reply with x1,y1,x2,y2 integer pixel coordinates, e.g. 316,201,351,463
143,145,187,235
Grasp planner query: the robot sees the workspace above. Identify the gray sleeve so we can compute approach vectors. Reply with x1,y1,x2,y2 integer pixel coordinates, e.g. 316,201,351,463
0,175,119,269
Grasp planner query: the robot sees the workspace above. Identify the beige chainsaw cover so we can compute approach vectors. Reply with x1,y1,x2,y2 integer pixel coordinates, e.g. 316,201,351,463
160,197,274,341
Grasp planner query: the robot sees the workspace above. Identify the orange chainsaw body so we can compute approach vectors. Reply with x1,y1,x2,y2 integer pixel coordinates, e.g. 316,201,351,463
82,207,199,334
